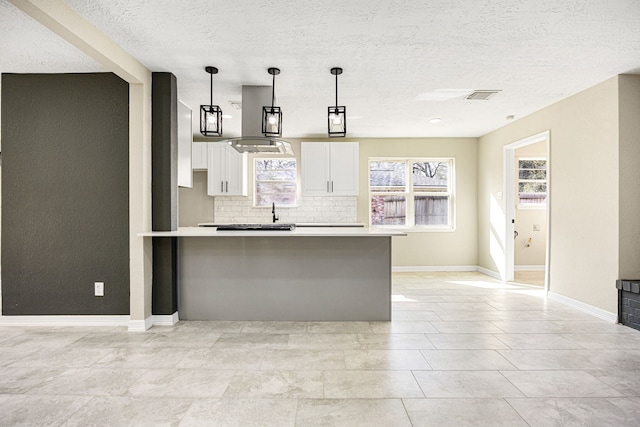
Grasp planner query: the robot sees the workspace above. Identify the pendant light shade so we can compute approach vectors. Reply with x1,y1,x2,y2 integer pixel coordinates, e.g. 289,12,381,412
328,67,346,137
200,66,223,137
262,67,283,136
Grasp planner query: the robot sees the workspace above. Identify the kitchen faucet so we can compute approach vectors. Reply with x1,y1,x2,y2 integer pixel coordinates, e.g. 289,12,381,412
272,202,279,223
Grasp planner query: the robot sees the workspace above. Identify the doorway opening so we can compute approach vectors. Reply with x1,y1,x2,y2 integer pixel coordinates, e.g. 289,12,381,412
503,131,550,292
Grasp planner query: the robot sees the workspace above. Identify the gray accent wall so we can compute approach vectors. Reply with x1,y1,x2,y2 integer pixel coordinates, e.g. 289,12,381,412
1,73,130,315
151,72,177,231
151,72,179,315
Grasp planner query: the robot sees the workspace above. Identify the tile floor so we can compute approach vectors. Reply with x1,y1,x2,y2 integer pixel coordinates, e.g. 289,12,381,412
513,270,546,287
1,272,640,426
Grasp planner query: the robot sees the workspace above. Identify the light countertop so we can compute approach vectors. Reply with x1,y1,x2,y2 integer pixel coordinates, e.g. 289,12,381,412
138,226,406,238
197,222,366,228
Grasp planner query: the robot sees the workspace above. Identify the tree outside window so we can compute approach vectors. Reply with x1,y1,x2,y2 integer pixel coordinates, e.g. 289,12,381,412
518,159,546,207
255,158,297,207
369,158,454,229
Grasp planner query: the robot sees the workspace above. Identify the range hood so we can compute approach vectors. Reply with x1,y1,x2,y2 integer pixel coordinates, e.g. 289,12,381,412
222,86,293,155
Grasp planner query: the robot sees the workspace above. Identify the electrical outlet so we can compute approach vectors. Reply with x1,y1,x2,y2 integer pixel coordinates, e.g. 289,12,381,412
533,224,541,231
94,282,104,297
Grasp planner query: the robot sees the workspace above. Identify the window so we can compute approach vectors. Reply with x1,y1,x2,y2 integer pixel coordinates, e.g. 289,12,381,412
369,158,454,229
518,158,546,207
254,158,297,207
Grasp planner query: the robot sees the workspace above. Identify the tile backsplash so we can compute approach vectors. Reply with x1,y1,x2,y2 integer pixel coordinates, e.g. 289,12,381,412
214,196,358,224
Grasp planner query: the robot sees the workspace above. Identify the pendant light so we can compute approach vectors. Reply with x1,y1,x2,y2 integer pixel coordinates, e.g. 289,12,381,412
262,67,282,136
200,66,222,137
328,67,346,137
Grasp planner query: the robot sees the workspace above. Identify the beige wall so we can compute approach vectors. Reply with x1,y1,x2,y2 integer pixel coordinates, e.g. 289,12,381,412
618,75,640,280
353,138,478,267
514,210,547,266
178,171,214,226
478,76,639,314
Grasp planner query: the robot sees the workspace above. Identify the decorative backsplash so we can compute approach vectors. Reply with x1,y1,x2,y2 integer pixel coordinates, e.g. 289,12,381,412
214,196,358,224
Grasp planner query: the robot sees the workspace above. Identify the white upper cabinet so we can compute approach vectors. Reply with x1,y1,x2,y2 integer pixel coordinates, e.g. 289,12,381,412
192,142,208,170
301,143,331,195
329,143,359,195
177,101,193,187
301,142,359,196
207,142,247,196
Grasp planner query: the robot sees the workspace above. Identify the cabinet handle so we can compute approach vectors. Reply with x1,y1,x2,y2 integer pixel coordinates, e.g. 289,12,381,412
331,181,334,192
220,181,224,193
327,181,330,192
225,181,229,192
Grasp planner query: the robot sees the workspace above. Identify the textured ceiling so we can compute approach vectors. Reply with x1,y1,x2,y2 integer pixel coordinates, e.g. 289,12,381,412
0,1,104,73
2,0,640,138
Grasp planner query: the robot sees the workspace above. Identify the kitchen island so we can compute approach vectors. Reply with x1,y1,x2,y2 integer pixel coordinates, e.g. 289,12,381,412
140,227,406,321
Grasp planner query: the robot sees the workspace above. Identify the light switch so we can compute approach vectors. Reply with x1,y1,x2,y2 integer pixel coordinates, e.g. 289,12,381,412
496,192,503,200
533,224,540,231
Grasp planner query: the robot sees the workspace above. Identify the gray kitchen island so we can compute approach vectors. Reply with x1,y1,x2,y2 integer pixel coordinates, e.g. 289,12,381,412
141,227,406,321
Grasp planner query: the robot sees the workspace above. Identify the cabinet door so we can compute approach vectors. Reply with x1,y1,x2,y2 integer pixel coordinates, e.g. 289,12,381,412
192,142,208,170
177,101,193,187
207,142,227,196
330,142,359,196
301,142,331,196
207,143,247,196
226,146,248,196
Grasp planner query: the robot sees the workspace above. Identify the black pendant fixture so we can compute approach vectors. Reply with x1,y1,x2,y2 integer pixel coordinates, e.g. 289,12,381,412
262,67,283,136
328,67,346,137
200,66,223,137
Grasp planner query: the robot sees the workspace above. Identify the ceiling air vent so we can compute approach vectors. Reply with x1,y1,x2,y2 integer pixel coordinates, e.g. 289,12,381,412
466,90,501,100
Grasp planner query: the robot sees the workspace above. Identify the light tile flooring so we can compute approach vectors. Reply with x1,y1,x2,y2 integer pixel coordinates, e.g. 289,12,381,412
513,270,546,287
2,272,640,426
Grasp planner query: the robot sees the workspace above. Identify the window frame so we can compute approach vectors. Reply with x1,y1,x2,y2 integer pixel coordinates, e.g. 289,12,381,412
253,157,298,208
368,157,455,231
517,157,547,210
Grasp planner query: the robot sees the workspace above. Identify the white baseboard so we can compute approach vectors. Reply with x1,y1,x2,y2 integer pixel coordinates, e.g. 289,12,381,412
0,313,176,331
393,265,478,273
476,266,502,280
515,265,546,271
391,265,504,280
128,316,153,332
0,315,129,327
547,292,617,323
152,312,179,326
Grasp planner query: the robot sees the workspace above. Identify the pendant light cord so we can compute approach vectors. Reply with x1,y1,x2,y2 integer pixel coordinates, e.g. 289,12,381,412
335,72,339,108
210,72,213,106
271,72,276,109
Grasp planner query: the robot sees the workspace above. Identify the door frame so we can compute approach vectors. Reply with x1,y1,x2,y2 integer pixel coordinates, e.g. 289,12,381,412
503,130,551,292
